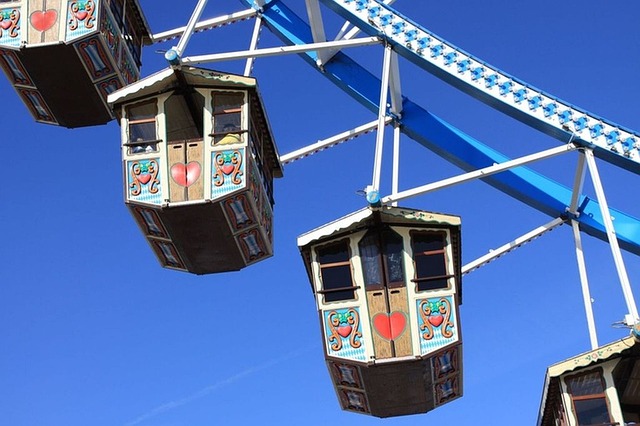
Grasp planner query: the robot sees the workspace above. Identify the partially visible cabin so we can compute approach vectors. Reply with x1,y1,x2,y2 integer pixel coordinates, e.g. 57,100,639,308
538,333,640,426
0,0,151,127
108,66,282,274
298,206,463,417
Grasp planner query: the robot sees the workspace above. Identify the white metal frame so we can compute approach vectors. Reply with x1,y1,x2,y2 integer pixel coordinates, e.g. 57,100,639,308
152,1,639,341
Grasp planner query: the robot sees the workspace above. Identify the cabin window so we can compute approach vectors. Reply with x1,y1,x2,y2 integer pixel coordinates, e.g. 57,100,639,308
317,240,357,303
126,100,159,155
211,91,245,145
410,231,451,292
565,369,613,426
358,227,405,290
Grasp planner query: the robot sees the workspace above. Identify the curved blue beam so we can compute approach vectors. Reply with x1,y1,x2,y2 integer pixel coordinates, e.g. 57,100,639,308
242,0,640,255
319,0,640,175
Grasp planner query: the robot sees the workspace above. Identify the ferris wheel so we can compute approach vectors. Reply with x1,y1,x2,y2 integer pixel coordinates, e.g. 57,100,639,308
145,0,640,338
1,0,639,423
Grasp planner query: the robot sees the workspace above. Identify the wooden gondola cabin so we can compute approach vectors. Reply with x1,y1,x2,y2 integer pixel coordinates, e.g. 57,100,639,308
537,333,640,426
298,206,463,418
107,66,283,274
0,0,151,127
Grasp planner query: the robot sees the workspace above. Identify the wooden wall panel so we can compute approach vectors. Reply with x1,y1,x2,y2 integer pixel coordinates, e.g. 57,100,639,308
367,290,393,360
168,141,186,202
388,287,412,357
186,140,204,200
28,0,63,44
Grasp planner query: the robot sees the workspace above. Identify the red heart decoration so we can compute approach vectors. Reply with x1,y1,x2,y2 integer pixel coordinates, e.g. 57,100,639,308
30,9,58,32
428,314,444,327
171,162,201,187
75,11,88,20
221,164,235,175
337,325,352,338
138,173,151,185
373,312,406,341
0,20,12,30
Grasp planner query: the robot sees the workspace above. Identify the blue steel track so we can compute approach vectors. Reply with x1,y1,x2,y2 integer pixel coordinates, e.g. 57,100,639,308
239,0,640,255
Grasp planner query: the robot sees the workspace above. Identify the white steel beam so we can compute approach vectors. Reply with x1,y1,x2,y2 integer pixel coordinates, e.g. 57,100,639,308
382,143,578,205
569,151,587,214
388,51,402,116
305,0,329,66
180,36,381,65
171,0,209,58
371,45,393,194
152,9,257,43
568,151,598,349
325,0,397,62
244,16,263,76
462,217,566,275
571,219,599,349
391,124,401,207
280,118,391,164
584,149,639,324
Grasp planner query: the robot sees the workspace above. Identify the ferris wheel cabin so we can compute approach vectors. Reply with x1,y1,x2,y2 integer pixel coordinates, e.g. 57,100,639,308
108,66,282,275
538,333,640,426
298,206,463,417
0,0,151,128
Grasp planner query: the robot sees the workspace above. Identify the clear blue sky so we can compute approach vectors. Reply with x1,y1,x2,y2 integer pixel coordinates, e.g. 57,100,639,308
1,1,639,425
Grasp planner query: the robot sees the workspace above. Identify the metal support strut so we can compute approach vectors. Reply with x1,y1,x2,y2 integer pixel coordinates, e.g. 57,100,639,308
165,0,210,65
367,44,393,206
584,149,639,326
568,151,599,349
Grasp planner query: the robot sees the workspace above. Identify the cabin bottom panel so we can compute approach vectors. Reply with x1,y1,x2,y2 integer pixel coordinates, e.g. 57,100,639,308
325,343,463,418
16,42,113,127
127,201,249,274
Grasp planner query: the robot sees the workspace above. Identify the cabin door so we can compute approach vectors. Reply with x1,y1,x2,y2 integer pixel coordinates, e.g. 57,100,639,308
168,140,204,202
165,91,206,203
359,228,412,360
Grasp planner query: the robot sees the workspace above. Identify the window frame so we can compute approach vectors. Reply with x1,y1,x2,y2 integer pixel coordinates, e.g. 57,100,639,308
316,239,359,303
210,90,247,145
358,226,406,291
565,368,614,426
410,230,453,292
124,100,161,155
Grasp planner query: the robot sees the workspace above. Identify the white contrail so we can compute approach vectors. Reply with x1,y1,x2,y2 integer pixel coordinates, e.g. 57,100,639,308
123,346,313,426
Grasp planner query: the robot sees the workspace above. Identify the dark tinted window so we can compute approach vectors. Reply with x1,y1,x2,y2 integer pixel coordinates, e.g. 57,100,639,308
411,231,450,292
318,241,355,302
212,92,244,145
127,101,158,154
359,228,405,289
566,370,612,426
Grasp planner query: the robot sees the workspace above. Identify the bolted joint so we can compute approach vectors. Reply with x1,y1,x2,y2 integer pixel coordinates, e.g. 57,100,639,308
164,48,181,66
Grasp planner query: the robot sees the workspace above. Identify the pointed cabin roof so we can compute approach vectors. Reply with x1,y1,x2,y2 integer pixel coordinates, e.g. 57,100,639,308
297,206,461,248
297,206,462,299
108,67,282,178
537,335,639,426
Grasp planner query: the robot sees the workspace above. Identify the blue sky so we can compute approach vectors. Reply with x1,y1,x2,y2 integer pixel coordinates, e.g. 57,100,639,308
1,1,639,425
